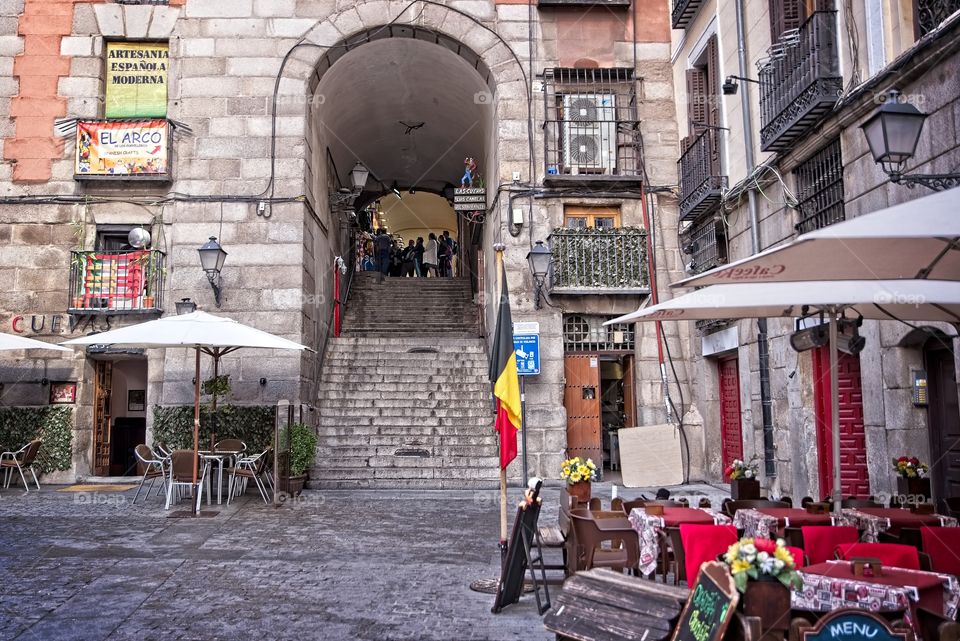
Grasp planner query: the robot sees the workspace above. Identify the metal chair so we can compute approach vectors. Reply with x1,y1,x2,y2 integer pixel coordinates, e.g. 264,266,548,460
1,439,42,491
132,444,168,503
227,448,273,504
165,450,208,511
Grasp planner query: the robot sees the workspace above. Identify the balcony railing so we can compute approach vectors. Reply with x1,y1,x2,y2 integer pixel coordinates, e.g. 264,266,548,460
68,249,165,314
915,0,960,38
679,129,727,221
672,0,706,29
758,10,842,152
682,218,727,275
549,227,648,294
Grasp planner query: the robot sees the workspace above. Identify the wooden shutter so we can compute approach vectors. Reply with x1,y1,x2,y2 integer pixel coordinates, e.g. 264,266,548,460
685,67,707,134
769,0,807,43
704,36,722,175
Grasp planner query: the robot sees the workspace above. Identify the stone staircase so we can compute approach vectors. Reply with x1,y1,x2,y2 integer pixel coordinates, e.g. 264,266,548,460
308,272,499,489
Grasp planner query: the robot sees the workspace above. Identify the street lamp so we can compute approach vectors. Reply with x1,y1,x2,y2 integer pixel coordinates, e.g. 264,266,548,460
198,236,227,307
175,298,197,315
860,89,960,191
526,240,552,310
350,161,369,192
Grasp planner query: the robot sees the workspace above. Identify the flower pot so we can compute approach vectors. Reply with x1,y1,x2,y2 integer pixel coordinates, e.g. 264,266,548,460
731,478,760,500
142,296,155,309
740,576,791,641
567,481,591,505
282,473,307,496
897,476,931,504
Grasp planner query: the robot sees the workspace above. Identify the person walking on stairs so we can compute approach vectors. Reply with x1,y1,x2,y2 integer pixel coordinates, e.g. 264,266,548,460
423,232,439,278
375,228,392,284
413,237,425,277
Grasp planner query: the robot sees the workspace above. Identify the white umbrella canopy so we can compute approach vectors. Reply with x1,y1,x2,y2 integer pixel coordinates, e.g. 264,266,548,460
606,279,960,511
63,311,310,512
0,332,72,352
674,186,960,288
608,280,960,325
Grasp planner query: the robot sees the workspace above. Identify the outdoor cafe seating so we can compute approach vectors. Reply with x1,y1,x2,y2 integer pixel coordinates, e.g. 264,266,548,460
0,439,42,492
165,449,210,511
132,444,168,504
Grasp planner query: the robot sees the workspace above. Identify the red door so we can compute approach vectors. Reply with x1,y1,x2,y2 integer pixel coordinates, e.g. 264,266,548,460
813,346,870,499
719,357,744,470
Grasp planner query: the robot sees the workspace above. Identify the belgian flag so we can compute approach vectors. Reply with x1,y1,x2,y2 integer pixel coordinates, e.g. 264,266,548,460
488,262,522,469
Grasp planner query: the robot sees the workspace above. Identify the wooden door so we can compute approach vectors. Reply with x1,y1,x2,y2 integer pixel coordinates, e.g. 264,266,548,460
93,360,113,476
564,354,602,465
813,346,870,499
925,345,960,503
622,355,636,428
718,357,744,470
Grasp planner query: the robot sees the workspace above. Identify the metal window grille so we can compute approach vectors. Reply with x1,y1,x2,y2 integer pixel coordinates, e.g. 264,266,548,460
683,218,727,275
563,314,636,352
549,227,648,292
794,138,844,234
68,249,165,314
914,0,960,38
542,68,642,178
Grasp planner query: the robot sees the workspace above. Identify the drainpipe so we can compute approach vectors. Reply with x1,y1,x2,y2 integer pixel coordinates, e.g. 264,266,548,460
735,0,777,479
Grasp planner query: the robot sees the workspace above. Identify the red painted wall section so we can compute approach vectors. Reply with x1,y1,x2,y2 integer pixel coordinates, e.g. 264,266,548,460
4,0,184,183
551,0,670,67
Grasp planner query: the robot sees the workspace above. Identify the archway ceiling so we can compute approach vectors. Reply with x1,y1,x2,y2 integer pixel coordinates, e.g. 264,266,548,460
377,192,457,238
316,38,491,195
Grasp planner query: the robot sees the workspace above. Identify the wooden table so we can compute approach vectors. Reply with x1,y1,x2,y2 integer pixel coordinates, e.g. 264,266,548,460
628,507,731,577
794,560,960,633
734,507,834,539
841,507,958,541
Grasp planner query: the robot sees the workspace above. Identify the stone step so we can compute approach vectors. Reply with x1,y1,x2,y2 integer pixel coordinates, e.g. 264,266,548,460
306,478,499,490
320,373,489,384
316,425,493,437
316,397,488,409
315,444,496,458
316,434,495,447
315,382,488,393
306,464,500,480
315,415,488,427
319,407,491,418
328,337,485,347
323,355,488,366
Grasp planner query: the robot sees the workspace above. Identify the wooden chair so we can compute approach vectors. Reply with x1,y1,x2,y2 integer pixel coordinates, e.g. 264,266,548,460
567,508,639,574
920,526,960,576
916,607,960,641
942,496,960,520
678,524,738,585
834,542,931,571
840,497,883,508
538,489,576,575
0,439,42,492
800,525,859,565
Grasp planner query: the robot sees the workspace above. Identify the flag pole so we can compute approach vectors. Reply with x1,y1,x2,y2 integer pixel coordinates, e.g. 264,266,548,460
494,244,508,555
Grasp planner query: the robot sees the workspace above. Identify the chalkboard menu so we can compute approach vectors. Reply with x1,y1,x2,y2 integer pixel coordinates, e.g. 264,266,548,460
671,562,738,641
492,481,543,613
801,609,908,641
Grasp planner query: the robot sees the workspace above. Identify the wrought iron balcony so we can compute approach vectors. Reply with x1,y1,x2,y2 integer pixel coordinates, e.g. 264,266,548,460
549,227,648,294
682,218,726,275
915,0,960,38
672,0,706,29
679,129,727,221
758,10,842,152
68,249,165,314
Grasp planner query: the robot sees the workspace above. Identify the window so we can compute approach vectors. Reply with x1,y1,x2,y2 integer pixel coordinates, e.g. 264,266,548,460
563,315,635,352
543,68,641,179
794,138,844,234
95,225,138,251
683,218,727,275
768,0,833,44
564,206,621,229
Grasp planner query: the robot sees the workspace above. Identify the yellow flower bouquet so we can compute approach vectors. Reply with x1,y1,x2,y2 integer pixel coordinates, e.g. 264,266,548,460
723,537,802,593
560,456,597,485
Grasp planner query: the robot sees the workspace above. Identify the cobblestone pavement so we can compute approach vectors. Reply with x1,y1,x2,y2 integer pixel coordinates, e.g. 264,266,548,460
0,481,725,641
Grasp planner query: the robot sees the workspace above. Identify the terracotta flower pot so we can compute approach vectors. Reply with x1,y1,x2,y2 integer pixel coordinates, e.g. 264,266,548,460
740,576,791,641
567,480,591,504
731,477,760,500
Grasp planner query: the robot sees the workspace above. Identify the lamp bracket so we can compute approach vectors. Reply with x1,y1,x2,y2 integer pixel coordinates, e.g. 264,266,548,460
891,172,960,192
328,188,360,207
206,271,223,307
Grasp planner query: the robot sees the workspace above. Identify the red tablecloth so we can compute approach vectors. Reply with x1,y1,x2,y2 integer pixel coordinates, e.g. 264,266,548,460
756,508,834,528
795,560,958,624
659,507,717,526
855,508,943,533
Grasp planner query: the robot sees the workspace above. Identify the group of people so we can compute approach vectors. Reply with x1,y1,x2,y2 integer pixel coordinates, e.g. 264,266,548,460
370,229,458,282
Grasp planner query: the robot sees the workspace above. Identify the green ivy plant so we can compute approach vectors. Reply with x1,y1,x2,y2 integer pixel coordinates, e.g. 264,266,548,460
152,404,275,453
0,406,73,473
550,226,649,289
285,423,318,477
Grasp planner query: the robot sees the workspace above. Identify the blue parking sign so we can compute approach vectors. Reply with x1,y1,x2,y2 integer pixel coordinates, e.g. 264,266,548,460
513,334,540,376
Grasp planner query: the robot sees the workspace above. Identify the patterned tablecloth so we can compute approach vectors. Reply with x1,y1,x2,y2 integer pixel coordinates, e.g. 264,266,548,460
840,508,959,542
733,508,836,539
793,560,960,631
628,507,731,577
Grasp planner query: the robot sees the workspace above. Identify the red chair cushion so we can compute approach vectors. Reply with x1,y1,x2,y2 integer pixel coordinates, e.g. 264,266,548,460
679,524,738,584
801,526,859,565
786,545,806,568
835,542,920,570
920,526,960,576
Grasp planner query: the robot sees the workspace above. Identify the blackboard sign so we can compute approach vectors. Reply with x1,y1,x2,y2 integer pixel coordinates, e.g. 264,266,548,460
801,609,908,641
671,562,738,641
492,480,543,613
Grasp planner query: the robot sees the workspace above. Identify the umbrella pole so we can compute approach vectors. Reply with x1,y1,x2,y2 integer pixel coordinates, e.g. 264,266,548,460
192,346,201,515
829,316,842,516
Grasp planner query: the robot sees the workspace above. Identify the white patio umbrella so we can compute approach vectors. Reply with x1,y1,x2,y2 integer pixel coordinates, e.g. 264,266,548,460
63,311,310,511
606,279,960,511
0,332,72,352
674,186,960,288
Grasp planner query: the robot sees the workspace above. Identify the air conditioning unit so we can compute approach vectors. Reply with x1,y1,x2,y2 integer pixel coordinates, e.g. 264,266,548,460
562,94,617,174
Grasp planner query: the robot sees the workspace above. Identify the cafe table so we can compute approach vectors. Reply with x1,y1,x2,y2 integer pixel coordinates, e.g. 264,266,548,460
198,449,243,505
628,507,732,577
793,559,960,634
733,507,835,539
840,507,959,542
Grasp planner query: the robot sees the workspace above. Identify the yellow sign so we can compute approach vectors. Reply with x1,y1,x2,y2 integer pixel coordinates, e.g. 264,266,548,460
75,120,169,178
105,42,169,118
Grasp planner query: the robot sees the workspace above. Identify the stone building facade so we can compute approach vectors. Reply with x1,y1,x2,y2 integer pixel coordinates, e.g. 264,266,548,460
669,0,960,501
0,0,684,483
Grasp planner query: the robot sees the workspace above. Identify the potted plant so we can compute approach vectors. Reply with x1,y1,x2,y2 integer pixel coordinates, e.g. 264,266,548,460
283,423,318,496
893,456,931,504
724,537,802,640
561,456,597,504
726,457,761,500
